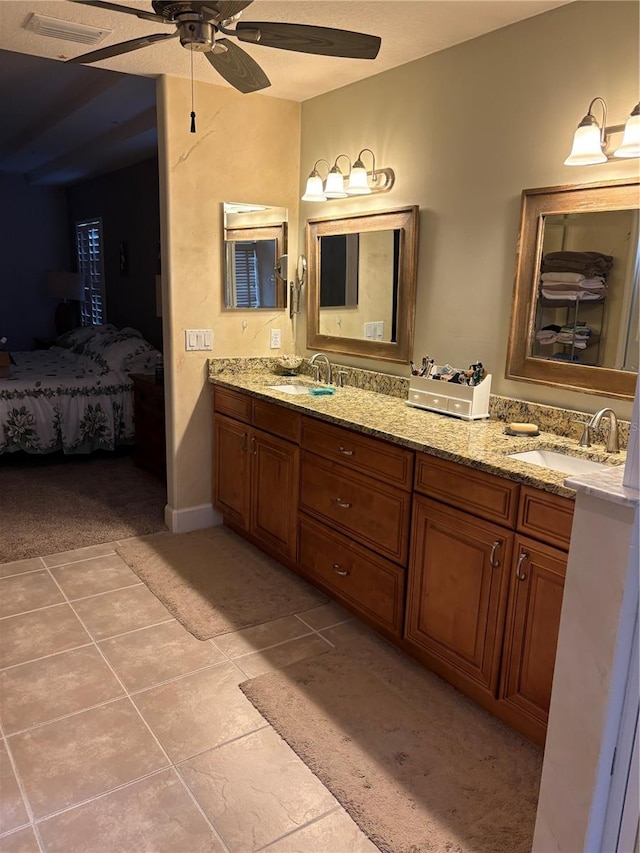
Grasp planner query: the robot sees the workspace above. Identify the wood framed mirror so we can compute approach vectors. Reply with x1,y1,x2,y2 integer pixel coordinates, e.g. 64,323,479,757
222,202,288,310
306,205,419,363
505,178,639,400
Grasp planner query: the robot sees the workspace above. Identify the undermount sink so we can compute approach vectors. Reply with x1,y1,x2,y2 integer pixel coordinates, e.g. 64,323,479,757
267,383,318,395
508,448,614,476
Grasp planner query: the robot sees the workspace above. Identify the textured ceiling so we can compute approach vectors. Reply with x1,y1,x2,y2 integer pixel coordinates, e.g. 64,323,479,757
0,0,573,185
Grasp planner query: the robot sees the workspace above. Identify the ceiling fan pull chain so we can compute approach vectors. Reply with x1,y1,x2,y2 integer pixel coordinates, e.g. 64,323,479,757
190,47,196,133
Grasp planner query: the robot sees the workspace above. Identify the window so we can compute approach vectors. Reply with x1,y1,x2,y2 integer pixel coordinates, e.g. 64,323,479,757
75,218,106,326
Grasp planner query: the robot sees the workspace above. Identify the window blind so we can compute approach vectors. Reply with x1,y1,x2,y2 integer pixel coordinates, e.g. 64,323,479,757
75,218,106,326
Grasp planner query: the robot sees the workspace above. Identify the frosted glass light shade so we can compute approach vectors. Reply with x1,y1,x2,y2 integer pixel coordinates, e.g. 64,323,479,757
302,173,326,202
614,109,640,158
324,167,347,198
346,162,371,194
564,124,607,165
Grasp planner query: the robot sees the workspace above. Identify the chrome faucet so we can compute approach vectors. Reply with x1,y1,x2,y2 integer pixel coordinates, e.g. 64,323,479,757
589,407,620,453
308,353,332,385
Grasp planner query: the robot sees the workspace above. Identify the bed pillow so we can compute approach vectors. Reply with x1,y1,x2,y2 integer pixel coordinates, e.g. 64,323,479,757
86,330,159,373
55,324,115,350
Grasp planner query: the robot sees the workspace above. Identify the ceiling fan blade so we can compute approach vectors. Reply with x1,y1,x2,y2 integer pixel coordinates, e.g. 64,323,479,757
67,0,167,25
235,21,381,59
201,1,254,21
205,38,270,94
67,32,178,64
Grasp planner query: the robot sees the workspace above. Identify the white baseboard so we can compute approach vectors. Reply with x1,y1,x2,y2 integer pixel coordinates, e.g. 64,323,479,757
164,503,223,533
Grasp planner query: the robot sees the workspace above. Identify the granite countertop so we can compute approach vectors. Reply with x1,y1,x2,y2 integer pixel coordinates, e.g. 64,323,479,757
208,369,627,499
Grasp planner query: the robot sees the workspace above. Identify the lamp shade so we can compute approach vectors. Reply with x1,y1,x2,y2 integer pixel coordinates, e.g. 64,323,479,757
564,123,607,166
47,271,86,301
614,105,640,158
301,173,326,202
324,166,347,198
346,160,372,194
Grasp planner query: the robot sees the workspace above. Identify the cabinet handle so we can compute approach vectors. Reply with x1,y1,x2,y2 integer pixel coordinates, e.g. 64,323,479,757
489,539,502,568
338,445,354,456
515,551,528,581
333,564,350,577
241,432,248,452
251,435,257,455
334,498,352,509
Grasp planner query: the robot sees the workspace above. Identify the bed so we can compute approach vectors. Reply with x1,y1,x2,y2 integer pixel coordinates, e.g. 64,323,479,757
0,325,161,455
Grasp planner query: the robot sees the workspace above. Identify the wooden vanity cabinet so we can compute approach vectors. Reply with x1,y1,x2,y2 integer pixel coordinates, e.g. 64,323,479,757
405,495,513,696
297,416,414,639
213,389,300,563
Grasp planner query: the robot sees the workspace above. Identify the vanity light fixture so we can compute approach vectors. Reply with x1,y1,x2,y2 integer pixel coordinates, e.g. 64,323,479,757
301,148,395,201
564,97,640,165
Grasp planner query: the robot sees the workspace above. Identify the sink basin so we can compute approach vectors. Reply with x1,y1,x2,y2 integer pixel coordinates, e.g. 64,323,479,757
508,449,613,476
267,383,317,395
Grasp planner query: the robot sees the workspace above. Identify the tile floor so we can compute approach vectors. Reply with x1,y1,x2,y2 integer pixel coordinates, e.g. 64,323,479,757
0,536,378,853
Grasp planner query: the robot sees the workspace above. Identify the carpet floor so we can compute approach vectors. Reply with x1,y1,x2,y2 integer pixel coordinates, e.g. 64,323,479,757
240,620,543,853
116,526,328,639
0,452,167,563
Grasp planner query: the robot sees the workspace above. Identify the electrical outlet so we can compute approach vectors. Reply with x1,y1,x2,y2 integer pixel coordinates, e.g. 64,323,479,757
185,329,213,351
270,328,282,349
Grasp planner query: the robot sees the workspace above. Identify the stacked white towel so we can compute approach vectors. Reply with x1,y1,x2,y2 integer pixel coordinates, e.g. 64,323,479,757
539,271,607,301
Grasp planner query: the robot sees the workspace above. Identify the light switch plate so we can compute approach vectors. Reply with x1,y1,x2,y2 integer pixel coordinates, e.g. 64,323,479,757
185,329,213,351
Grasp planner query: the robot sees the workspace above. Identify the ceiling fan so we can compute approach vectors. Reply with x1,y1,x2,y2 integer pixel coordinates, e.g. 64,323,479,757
65,1,382,95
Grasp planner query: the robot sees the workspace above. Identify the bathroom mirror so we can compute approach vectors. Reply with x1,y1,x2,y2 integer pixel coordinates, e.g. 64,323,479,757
306,205,419,363
222,202,288,309
505,178,639,400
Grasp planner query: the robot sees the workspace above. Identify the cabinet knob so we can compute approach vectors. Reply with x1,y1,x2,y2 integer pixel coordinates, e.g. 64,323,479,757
334,498,352,509
332,564,350,577
516,551,528,581
489,539,502,568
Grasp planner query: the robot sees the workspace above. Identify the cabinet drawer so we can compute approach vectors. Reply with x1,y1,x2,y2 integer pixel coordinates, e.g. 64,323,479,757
447,398,471,417
214,387,252,423
517,486,575,551
415,453,519,528
253,398,300,443
299,515,404,637
301,416,414,490
300,453,411,564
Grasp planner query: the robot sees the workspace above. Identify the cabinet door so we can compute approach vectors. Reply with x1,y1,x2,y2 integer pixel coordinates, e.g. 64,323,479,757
250,428,299,560
499,535,566,727
405,495,513,693
213,415,250,529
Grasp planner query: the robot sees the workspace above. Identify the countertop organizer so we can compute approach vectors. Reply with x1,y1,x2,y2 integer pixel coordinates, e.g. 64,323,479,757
406,369,491,420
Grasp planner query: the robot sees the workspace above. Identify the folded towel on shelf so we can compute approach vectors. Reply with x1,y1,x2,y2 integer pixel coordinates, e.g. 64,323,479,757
540,272,586,283
541,289,605,301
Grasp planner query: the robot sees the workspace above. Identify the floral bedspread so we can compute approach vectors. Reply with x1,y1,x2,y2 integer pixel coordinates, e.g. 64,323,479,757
0,348,135,454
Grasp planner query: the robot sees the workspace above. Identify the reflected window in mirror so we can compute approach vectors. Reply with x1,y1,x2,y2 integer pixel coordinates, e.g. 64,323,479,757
307,206,418,363
222,202,287,310
506,179,639,400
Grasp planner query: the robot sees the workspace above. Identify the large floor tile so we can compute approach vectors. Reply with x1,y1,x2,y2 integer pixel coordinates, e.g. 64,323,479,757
50,554,140,600
297,602,353,631
213,615,312,659
37,769,225,853
42,543,117,568
99,621,226,692
71,584,171,641
0,604,91,669
0,646,124,734
261,807,379,852
0,558,43,580
0,571,64,619
133,662,265,762
8,698,169,819
180,727,337,853
0,826,40,853
0,744,29,836
235,634,330,679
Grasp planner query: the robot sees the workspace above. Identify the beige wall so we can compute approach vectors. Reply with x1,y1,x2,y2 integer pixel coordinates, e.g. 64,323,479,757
299,0,639,419
156,76,300,522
